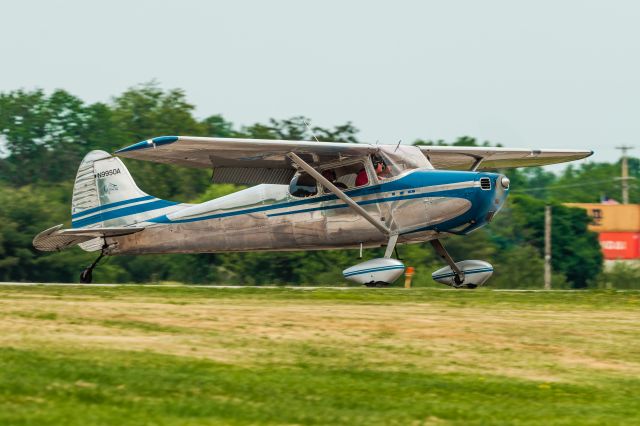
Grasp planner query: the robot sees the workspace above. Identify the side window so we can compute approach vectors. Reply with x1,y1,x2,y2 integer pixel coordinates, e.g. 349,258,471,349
289,172,318,198
321,162,369,193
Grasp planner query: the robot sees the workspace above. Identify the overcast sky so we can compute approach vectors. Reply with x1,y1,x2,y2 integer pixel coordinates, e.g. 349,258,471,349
2,0,639,168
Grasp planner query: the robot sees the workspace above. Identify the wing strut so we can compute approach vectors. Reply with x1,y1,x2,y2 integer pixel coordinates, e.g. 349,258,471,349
286,152,391,236
470,156,484,171
383,234,399,258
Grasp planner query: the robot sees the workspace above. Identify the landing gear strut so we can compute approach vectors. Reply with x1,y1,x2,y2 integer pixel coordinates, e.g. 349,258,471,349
80,251,105,284
430,239,465,287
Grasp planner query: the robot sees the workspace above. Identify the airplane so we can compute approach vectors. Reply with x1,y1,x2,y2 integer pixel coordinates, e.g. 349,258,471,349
33,136,592,287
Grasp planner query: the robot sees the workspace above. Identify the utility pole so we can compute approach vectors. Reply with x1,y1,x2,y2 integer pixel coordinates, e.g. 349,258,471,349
544,205,552,290
616,145,633,204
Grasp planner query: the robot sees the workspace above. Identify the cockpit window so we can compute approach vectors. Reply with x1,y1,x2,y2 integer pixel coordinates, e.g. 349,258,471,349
289,172,318,198
371,154,393,181
377,145,432,177
321,162,369,193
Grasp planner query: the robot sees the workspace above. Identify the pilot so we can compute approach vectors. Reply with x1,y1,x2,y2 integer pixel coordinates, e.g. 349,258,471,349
355,156,390,186
373,156,391,179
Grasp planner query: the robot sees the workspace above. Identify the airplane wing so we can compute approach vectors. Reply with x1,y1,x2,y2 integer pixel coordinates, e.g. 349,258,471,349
114,136,593,184
33,224,144,252
417,146,593,171
115,136,376,184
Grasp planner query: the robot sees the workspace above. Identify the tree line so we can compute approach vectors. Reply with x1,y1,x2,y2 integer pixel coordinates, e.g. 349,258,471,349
0,83,616,287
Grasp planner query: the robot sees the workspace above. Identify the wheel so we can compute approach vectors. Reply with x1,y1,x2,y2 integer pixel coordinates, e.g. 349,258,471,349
453,283,478,289
80,268,93,284
364,281,390,288
453,274,464,286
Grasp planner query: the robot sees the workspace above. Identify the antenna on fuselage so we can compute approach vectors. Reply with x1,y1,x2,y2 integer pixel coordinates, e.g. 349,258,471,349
303,120,320,143
394,139,402,152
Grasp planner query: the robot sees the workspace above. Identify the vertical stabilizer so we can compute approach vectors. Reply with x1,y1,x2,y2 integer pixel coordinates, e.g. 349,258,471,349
71,150,186,230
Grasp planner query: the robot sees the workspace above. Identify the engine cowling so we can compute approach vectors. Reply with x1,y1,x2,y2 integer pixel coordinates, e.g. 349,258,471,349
343,258,405,285
432,260,493,288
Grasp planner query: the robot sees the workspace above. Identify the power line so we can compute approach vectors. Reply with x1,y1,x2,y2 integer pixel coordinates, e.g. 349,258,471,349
510,179,630,193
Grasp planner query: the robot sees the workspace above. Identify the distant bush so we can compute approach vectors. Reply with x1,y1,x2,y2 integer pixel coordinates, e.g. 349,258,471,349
596,262,640,289
490,245,569,289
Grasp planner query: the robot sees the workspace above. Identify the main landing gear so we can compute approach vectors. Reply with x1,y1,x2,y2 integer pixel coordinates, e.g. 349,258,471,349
430,239,494,289
79,251,105,284
430,239,465,287
342,234,406,287
287,152,405,287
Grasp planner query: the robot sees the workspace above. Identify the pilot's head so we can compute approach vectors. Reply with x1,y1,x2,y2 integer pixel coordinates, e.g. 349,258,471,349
372,156,387,174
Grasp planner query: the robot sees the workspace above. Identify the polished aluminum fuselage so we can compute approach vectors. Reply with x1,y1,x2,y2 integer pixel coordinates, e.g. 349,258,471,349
107,168,508,255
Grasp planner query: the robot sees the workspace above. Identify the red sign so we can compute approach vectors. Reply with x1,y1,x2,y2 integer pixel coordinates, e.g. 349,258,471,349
599,232,640,259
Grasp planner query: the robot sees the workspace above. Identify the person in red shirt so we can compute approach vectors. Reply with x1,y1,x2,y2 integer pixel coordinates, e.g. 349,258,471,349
355,168,368,186
356,157,390,187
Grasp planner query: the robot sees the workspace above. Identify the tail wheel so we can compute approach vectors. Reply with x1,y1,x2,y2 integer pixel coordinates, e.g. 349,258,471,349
80,269,93,284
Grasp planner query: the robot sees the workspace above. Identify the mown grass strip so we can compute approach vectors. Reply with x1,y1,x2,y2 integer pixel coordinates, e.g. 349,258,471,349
1,285,639,310
1,347,639,426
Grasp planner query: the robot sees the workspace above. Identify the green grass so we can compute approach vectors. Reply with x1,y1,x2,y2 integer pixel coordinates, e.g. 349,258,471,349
2,347,638,426
1,285,639,425
6,284,640,307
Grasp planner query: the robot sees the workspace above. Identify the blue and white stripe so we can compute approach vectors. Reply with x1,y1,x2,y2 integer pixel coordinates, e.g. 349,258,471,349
147,172,479,226
343,264,406,278
431,267,494,280
71,196,179,228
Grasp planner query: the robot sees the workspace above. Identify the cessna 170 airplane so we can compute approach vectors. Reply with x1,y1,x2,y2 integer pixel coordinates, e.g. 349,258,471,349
33,136,592,287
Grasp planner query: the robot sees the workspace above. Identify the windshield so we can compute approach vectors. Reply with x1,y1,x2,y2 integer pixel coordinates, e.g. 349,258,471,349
377,145,432,177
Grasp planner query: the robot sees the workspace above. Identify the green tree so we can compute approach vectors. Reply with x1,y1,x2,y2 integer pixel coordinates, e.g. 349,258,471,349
491,195,603,288
109,82,211,201
242,116,359,143
0,89,117,185
413,136,501,147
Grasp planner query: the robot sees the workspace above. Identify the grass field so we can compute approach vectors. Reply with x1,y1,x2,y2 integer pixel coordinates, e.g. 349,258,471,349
1,285,639,425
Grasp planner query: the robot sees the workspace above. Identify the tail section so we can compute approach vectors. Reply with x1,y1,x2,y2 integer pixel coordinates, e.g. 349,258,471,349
71,150,186,229
34,150,187,254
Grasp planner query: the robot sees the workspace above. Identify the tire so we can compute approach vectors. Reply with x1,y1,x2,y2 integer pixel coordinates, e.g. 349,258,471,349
454,274,464,286
80,269,92,284
364,281,390,288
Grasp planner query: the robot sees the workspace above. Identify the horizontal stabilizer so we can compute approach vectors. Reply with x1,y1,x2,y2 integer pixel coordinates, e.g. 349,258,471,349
33,224,144,252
